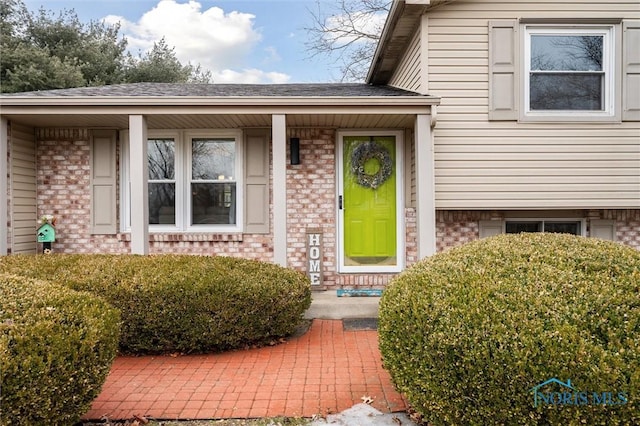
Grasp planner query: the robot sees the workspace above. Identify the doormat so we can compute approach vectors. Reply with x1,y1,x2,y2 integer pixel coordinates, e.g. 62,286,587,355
337,289,383,297
343,318,378,331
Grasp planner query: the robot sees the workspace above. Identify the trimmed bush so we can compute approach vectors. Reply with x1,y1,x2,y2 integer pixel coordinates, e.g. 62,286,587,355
379,233,640,425
0,254,311,354
0,273,120,426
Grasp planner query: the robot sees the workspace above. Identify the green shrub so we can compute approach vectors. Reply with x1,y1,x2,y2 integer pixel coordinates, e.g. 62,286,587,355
379,233,640,425
0,254,311,354
0,273,120,426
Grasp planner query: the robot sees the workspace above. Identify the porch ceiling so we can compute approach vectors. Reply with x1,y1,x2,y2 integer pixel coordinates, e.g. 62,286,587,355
2,112,418,129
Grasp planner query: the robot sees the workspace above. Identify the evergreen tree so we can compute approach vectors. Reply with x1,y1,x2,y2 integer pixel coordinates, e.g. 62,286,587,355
0,0,211,93
124,38,211,84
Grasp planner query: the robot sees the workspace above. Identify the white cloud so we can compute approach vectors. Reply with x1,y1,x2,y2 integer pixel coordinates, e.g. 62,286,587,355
103,0,291,83
214,69,290,84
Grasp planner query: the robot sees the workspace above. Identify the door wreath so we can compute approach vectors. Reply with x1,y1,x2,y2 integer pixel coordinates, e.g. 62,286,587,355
350,141,393,189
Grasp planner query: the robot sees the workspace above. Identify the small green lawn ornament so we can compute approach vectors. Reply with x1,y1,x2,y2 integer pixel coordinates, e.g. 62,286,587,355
37,222,56,253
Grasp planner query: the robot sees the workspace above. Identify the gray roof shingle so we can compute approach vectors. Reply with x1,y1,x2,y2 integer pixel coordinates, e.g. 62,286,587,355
3,82,424,97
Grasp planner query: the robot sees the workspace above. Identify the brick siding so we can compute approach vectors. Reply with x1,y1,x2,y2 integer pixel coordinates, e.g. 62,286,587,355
436,210,640,252
33,128,418,289
32,129,640,289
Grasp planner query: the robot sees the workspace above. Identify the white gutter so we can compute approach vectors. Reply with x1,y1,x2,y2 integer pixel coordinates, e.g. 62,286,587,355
0,96,439,108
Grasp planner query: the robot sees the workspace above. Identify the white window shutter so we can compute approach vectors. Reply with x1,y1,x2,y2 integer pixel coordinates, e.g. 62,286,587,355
622,21,640,121
488,20,519,120
479,220,504,238
90,130,117,234
590,219,616,241
244,129,270,234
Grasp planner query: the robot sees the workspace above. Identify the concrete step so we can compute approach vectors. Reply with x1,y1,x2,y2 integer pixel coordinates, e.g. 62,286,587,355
304,291,380,319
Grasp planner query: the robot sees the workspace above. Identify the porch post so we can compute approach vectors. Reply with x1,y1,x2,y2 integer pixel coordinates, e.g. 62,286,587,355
415,113,436,258
0,118,7,255
272,114,287,266
129,115,149,255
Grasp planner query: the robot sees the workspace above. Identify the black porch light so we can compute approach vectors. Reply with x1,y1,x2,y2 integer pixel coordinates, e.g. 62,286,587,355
290,137,300,165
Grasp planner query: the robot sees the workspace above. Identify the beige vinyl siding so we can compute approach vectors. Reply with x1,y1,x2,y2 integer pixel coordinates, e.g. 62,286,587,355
10,123,37,253
425,0,640,209
389,29,422,92
403,128,416,208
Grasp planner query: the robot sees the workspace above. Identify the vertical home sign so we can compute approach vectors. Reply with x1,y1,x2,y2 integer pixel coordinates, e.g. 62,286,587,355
306,228,323,285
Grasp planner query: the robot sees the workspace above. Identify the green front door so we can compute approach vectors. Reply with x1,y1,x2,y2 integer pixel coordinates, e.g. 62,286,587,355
341,135,399,269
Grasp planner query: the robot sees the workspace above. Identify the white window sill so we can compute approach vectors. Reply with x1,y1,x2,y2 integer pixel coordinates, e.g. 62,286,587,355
519,113,620,124
117,233,244,242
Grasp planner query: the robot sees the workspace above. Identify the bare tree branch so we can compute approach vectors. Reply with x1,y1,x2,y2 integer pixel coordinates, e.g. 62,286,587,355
304,0,390,82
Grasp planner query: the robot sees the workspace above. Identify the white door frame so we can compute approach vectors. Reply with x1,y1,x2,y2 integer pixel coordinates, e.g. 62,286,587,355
336,130,405,273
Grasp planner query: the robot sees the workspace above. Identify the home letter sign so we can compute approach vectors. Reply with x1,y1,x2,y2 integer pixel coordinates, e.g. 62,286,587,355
306,229,323,286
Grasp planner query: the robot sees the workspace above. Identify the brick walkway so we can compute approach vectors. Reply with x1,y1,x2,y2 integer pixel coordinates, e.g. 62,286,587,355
83,319,407,421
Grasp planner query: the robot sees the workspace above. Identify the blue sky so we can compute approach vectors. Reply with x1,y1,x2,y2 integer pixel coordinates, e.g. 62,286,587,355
21,0,379,83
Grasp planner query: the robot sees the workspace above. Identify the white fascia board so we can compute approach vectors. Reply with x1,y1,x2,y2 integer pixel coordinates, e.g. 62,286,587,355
0,100,441,119
0,96,440,108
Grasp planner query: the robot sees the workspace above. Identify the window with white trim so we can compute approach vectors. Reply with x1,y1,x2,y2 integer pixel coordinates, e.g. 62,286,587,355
524,25,615,119
122,130,243,232
148,138,176,225
189,137,237,226
505,219,584,236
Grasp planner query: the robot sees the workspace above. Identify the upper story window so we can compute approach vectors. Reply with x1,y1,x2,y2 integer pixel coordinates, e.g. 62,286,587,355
486,20,640,122
524,25,615,120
